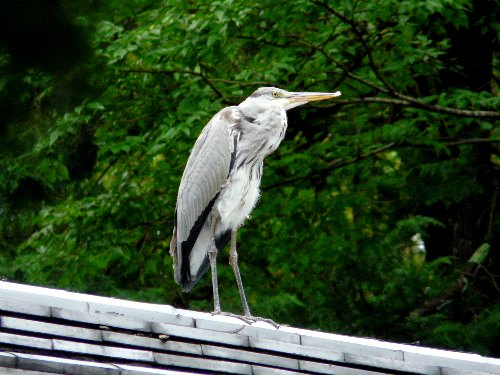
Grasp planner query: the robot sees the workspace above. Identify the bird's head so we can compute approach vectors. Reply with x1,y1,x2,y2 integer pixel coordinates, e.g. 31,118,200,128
238,87,341,118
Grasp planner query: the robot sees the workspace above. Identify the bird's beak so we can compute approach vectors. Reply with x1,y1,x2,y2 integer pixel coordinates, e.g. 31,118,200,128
287,91,342,103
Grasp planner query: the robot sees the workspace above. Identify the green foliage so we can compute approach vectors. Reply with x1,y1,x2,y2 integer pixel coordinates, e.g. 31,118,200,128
1,0,499,356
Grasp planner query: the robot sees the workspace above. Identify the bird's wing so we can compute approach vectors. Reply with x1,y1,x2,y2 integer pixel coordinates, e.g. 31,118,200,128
170,106,239,289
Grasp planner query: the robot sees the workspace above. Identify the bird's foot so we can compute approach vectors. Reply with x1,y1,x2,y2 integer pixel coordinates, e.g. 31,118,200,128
211,311,279,329
244,315,280,329
212,311,255,325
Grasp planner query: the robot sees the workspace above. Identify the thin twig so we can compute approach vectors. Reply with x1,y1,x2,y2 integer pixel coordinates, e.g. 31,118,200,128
263,142,396,190
94,156,120,186
120,68,272,94
480,265,500,294
199,65,225,100
209,78,276,86
309,0,395,93
489,184,499,236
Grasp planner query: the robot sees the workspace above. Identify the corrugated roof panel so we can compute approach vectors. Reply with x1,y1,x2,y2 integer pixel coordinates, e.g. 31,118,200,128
1,281,499,375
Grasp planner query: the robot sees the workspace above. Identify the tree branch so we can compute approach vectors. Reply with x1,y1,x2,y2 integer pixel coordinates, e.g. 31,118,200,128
263,142,396,190
331,97,409,106
328,97,500,118
263,138,499,191
120,68,227,100
443,138,500,146
120,68,200,76
391,92,500,118
120,68,274,95
198,65,225,100
121,67,500,118
301,2,500,119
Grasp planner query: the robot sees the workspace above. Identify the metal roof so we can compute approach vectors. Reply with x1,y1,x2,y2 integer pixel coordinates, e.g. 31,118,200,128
0,281,499,374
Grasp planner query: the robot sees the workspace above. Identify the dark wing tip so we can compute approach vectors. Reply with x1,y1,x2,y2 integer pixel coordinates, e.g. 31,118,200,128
177,230,231,293
178,253,209,292
180,279,198,293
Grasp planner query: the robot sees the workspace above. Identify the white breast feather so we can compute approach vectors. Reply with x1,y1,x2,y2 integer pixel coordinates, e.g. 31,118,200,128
216,167,260,232
215,106,287,234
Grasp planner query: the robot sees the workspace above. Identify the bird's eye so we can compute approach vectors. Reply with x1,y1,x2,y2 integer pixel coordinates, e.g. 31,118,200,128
272,91,280,98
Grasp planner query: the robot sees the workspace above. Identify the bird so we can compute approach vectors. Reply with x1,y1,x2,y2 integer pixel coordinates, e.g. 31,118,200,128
170,87,341,324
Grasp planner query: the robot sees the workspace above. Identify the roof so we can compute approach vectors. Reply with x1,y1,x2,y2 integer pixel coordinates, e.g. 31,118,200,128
0,281,499,375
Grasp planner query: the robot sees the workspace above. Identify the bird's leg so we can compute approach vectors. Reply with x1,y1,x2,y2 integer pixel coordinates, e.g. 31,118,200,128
208,216,221,314
211,227,279,328
229,229,252,317
208,218,253,324
228,231,279,329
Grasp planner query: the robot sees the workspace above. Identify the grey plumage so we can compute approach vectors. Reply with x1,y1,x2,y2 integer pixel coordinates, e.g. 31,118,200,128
170,107,236,291
170,87,341,320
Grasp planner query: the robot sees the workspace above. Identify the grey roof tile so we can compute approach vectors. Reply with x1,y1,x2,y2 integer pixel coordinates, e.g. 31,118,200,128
1,316,103,342
15,353,120,375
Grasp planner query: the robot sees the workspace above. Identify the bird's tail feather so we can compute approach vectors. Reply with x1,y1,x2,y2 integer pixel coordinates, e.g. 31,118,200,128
179,229,231,292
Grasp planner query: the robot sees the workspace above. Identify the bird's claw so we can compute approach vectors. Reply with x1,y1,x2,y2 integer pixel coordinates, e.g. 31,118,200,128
245,315,280,329
211,311,279,329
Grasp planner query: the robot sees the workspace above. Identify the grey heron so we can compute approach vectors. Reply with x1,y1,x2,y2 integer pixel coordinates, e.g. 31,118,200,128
170,87,341,324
